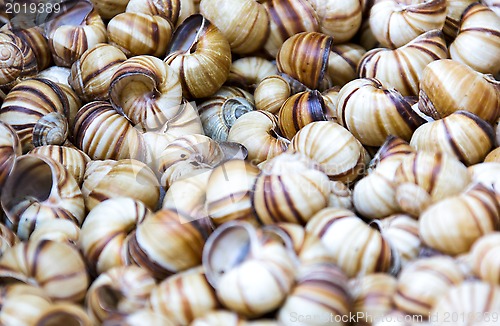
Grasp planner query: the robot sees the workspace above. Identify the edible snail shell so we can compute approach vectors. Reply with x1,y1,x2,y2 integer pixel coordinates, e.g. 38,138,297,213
328,43,367,87
327,180,353,210
0,284,52,326
419,184,500,255
358,30,448,97
29,219,80,245
36,66,71,87
86,265,156,324
165,14,232,98
450,3,500,75
368,135,416,175
107,12,173,57
0,121,21,191
44,0,107,67
198,86,255,141
32,302,93,326
468,162,500,201
227,57,277,90
254,75,291,114
0,154,85,240
378,215,421,267
443,0,477,41
0,239,89,302
369,0,447,49
469,232,500,284
90,0,130,19
126,0,181,26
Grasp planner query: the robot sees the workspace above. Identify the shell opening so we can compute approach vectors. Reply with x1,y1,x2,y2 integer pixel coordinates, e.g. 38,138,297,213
95,285,125,313
166,14,205,55
36,313,85,326
44,0,93,35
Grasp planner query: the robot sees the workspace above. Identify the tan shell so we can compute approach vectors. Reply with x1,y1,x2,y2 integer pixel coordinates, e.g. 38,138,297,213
126,0,181,25
90,0,130,19
468,162,500,201
0,284,52,326
254,75,291,114
228,57,277,89
327,180,353,210
0,240,89,302
468,232,500,284
33,303,93,326
103,309,176,326
368,135,416,175
327,43,367,87
0,121,21,190
378,215,420,267
29,219,80,245
443,0,477,40
1,154,85,240
485,148,500,163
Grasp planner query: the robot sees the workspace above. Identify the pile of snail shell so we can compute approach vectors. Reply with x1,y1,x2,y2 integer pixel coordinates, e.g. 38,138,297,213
0,0,500,325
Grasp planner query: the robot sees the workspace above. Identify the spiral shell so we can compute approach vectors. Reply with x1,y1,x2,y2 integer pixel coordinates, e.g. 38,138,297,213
1,154,85,240
73,101,147,160
86,265,156,324
203,222,296,317
165,14,232,98
369,0,447,49
82,159,160,211
0,284,52,326
150,267,219,325
289,121,370,184
109,55,183,131
419,184,500,255
358,30,448,97
0,121,21,190
468,232,500,284
90,0,130,19
306,208,394,277
410,111,495,166
126,0,181,25
198,86,255,141
443,0,477,40
468,162,500,201
0,78,70,153
0,240,89,302
378,215,420,266
394,256,465,316
369,136,416,175
254,75,291,114
29,219,80,245
33,303,93,326
418,59,500,123
327,180,353,210
450,3,500,75
228,110,290,164
252,153,330,225
327,43,366,87
127,209,212,279
200,0,269,54
31,112,68,148
227,57,277,90
45,0,107,67
277,32,333,90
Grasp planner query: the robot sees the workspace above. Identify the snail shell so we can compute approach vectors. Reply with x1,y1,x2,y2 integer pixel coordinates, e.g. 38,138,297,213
358,30,448,97
109,55,183,131
86,265,156,324
0,284,52,326
450,3,500,75
369,0,447,49
69,43,127,102
82,159,160,211
378,215,421,267
394,256,465,316
0,223,18,257
29,219,80,245
468,162,500,201
90,0,130,19
0,78,70,153
0,121,21,191
44,0,107,67
107,12,173,57
469,232,500,284
289,121,370,184
410,111,495,166
126,0,181,26
328,43,367,87
485,148,500,163
198,86,255,141
149,267,218,325
327,180,353,210
337,78,426,146
418,59,500,123
36,66,71,87
79,198,151,276
0,239,89,302
228,110,290,164
484,0,500,16
199,0,269,54
203,222,296,317
252,153,330,225
165,14,232,98
254,75,291,114
419,184,500,255
33,303,93,326
0,154,85,240
103,309,176,326
443,0,477,41
227,57,277,90
369,135,416,175
306,208,394,277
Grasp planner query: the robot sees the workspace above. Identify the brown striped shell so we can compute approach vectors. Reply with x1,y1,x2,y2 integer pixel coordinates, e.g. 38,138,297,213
82,159,160,211
419,184,500,255
394,256,465,316
205,160,260,226
277,262,352,326
29,219,80,245
358,29,448,97
33,303,93,326
202,222,296,317
199,0,269,54
369,0,447,49
79,198,151,276
126,0,181,26
227,57,277,90
469,232,500,284
254,75,291,114
0,284,52,326
228,111,290,164
468,163,500,202
31,112,68,148
0,154,85,240
336,78,426,146
198,86,255,141
126,208,212,279
289,121,370,184
368,135,416,175
0,240,89,302
107,13,173,57
262,0,320,57
378,215,421,267
44,0,107,67
86,265,156,324
109,55,183,131
73,101,147,160
0,121,21,191
165,14,232,98
443,0,477,40
306,208,394,277
276,32,333,90
252,153,330,226
0,78,70,153
327,43,367,87
90,0,130,19
149,267,219,324
0,223,18,257
450,3,500,75
418,59,500,123
69,43,127,102
410,111,495,166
